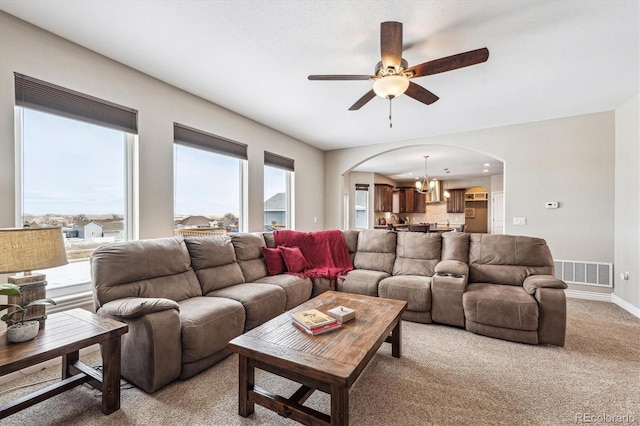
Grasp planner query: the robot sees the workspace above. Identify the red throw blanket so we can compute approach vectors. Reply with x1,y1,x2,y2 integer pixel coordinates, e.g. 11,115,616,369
273,229,353,285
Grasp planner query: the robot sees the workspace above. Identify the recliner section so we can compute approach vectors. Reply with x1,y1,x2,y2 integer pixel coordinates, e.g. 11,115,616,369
91,234,312,393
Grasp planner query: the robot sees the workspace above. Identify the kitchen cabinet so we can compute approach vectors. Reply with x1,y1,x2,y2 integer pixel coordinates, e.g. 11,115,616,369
465,192,488,201
446,189,466,213
392,187,415,214
374,184,394,212
413,191,426,213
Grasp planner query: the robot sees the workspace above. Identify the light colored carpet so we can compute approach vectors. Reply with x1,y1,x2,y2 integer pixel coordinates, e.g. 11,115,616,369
1,298,638,425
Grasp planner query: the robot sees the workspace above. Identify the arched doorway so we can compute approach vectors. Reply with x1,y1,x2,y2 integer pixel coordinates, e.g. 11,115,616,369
342,145,504,232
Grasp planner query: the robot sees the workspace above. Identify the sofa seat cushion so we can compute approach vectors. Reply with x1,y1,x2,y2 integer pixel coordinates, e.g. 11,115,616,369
254,274,312,310
463,283,538,331
178,297,245,364
338,269,389,297
207,283,286,331
378,276,432,312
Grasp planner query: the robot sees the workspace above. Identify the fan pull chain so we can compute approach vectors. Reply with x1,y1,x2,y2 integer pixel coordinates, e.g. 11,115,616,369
388,97,393,128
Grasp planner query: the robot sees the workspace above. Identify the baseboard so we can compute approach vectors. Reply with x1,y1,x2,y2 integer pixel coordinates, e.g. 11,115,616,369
612,294,640,318
565,289,640,318
0,344,100,386
564,289,612,302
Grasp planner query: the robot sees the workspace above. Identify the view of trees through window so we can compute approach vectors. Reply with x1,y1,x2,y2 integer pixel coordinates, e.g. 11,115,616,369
174,144,242,235
20,108,130,287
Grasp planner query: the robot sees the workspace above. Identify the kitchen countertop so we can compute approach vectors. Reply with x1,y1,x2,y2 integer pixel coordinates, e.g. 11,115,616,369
374,224,409,230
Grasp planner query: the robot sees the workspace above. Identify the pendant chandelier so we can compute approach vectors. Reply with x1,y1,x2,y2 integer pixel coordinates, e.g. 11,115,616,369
415,155,434,194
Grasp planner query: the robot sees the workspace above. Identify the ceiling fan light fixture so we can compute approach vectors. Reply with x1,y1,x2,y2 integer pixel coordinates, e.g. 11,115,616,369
373,75,409,99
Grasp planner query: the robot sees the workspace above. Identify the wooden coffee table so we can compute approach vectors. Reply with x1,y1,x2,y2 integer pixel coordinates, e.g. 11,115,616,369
228,290,407,425
0,308,128,418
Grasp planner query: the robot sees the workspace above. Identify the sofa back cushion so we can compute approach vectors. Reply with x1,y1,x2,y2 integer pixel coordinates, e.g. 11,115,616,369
441,232,470,263
393,232,441,276
184,236,245,294
231,233,269,282
468,234,555,286
91,237,202,307
342,230,360,263
353,229,397,274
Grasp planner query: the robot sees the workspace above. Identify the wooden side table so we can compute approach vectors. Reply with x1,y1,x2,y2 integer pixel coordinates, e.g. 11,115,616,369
0,308,128,418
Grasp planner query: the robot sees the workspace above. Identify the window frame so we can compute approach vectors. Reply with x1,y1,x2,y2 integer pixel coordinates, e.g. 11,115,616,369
173,139,247,234
354,184,370,229
14,107,137,297
264,151,294,230
263,164,293,230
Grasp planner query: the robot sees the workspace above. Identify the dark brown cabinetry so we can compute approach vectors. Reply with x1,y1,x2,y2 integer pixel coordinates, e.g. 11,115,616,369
446,189,466,213
413,191,426,213
392,187,415,214
374,184,394,212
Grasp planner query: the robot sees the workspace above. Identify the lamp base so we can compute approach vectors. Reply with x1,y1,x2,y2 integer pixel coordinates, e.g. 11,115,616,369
7,273,48,325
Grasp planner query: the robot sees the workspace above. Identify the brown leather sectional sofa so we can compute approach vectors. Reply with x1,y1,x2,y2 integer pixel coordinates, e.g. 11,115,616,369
91,230,567,393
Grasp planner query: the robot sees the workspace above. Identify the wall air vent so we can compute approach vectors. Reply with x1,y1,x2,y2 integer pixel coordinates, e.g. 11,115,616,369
553,260,613,288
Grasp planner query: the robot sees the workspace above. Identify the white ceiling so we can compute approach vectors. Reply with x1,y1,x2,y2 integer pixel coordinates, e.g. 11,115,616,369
1,0,638,179
352,145,503,182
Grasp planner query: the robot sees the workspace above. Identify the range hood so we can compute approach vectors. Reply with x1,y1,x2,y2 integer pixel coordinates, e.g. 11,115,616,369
426,180,445,203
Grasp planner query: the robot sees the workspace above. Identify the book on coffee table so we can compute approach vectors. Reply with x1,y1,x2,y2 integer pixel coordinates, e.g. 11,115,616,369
291,308,337,329
292,320,342,335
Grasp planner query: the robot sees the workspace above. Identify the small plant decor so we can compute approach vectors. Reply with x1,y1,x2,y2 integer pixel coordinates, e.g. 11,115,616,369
0,283,57,342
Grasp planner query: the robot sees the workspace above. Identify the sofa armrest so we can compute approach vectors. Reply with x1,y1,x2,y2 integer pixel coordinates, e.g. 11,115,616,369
523,275,567,295
535,287,567,346
98,303,183,393
100,297,180,320
435,260,469,277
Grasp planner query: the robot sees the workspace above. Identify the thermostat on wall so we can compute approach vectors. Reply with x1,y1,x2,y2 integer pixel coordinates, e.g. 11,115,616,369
545,201,559,209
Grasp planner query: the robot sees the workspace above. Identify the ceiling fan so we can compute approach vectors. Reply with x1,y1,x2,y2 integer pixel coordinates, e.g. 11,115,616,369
308,21,489,112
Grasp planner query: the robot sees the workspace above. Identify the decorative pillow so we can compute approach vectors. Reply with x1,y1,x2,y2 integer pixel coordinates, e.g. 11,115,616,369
262,247,287,275
279,246,312,273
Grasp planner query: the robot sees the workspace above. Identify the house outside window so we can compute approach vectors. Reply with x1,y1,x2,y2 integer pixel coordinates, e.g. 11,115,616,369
15,73,137,298
264,151,294,231
174,123,247,236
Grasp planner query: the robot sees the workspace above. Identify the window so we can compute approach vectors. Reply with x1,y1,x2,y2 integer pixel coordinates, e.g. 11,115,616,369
264,152,294,231
15,74,137,296
354,184,369,229
174,123,246,235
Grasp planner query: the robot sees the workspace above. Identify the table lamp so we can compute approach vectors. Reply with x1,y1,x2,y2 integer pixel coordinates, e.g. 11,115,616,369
0,227,68,323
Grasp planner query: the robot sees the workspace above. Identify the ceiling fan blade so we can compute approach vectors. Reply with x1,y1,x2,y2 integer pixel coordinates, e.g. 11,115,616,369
308,75,372,81
407,47,489,78
405,82,439,105
380,21,403,69
348,90,376,111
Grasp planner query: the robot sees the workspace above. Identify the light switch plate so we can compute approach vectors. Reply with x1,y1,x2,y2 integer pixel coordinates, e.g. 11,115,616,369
512,217,526,225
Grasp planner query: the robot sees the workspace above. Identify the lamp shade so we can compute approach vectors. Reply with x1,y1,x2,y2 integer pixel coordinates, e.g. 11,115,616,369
373,75,410,98
0,227,68,274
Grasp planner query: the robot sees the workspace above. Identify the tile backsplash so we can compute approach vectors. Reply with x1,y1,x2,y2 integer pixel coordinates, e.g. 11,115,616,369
374,203,465,226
